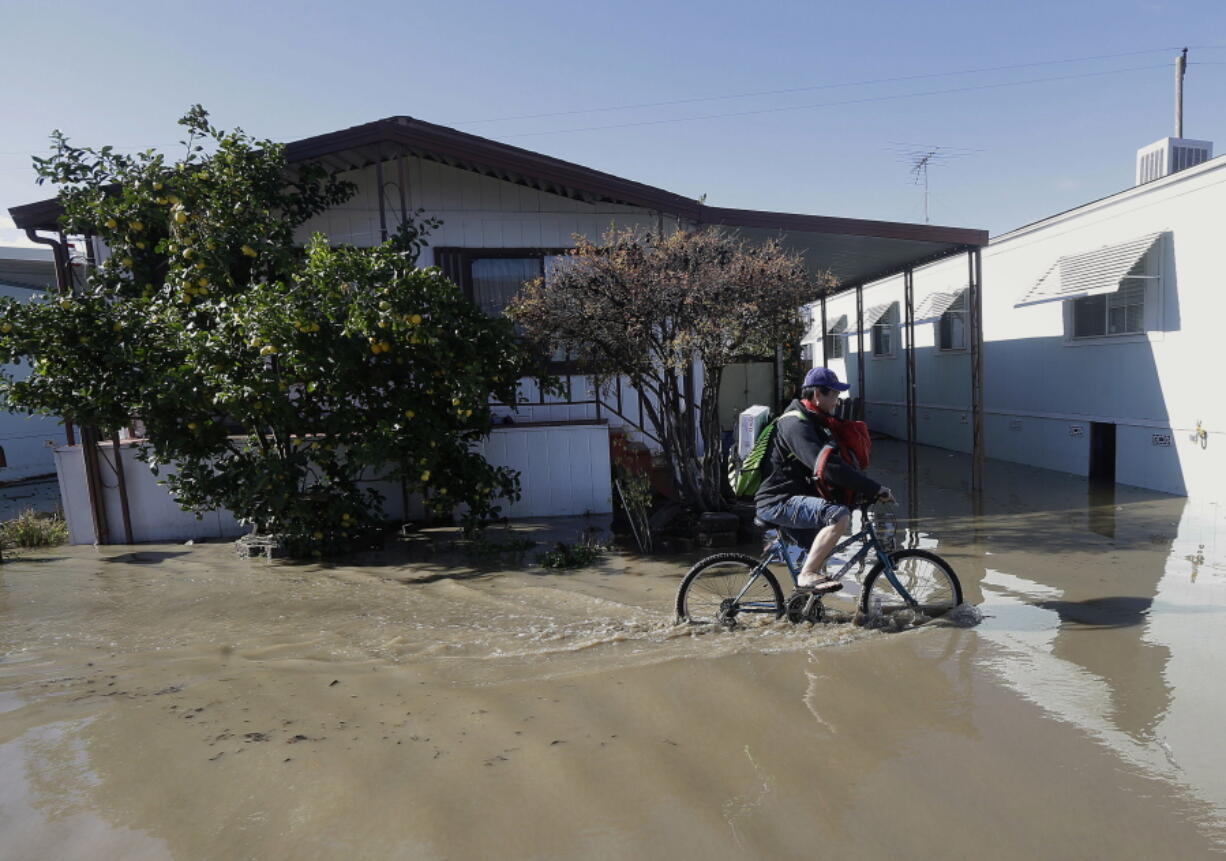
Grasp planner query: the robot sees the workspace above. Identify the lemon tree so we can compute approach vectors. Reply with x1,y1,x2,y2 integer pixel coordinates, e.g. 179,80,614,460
0,107,535,555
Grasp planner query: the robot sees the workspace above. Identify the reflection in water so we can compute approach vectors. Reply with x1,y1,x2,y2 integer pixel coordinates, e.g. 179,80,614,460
1088,481,1117,539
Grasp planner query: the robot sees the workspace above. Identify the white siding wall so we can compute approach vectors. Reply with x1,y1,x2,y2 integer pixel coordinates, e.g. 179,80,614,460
296,156,672,250
297,155,682,450
0,284,65,481
53,424,611,544
821,156,1226,497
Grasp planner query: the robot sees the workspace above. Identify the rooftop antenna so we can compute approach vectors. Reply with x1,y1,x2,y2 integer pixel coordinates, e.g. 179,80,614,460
888,142,980,225
910,149,938,224
1175,47,1188,137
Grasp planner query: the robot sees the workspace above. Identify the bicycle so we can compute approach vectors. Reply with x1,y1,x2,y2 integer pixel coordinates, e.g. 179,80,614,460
674,501,963,629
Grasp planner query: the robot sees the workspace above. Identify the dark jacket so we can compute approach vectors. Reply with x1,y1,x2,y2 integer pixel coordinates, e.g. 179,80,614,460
754,399,882,509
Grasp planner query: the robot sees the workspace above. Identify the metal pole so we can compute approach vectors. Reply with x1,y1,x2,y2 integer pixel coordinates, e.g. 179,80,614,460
855,284,865,421
904,269,919,531
375,156,388,243
820,296,828,366
109,432,135,544
969,249,985,494
904,268,917,450
1175,48,1187,138
397,151,409,229
80,426,109,545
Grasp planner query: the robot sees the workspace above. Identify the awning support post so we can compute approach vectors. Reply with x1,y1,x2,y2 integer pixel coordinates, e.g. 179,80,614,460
855,284,865,421
819,296,828,366
968,248,985,495
903,267,918,518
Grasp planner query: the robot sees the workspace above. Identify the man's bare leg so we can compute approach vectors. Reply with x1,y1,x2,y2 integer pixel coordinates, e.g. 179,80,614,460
797,514,849,588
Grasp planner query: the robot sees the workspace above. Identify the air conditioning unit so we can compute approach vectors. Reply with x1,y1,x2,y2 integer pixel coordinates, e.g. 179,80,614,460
1136,137,1213,185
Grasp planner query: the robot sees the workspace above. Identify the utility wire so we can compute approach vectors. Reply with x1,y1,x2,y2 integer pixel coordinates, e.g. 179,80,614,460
451,45,1223,126
495,63,1173,138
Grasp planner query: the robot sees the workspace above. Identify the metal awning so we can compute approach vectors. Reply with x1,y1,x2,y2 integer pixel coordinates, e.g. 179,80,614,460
801,313,847,343
857,302,897,330
914,288,967,322
1015,232,1164,308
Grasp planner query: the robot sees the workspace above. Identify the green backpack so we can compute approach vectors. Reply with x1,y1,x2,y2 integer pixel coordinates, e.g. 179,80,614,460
727,409,803,498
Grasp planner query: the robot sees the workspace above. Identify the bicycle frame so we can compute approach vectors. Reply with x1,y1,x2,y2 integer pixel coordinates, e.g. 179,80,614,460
742,506,919,609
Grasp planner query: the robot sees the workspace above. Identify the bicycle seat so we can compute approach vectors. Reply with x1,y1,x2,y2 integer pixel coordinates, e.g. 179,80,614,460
755,518,816,550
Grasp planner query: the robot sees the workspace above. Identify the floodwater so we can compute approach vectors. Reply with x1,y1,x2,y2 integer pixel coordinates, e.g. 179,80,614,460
1,441,1224,860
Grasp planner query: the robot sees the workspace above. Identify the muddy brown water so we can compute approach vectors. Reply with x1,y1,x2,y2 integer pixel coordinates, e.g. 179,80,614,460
2,441,1225,860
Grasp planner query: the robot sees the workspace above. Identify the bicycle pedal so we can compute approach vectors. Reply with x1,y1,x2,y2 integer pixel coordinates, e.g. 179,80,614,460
786,591,826,625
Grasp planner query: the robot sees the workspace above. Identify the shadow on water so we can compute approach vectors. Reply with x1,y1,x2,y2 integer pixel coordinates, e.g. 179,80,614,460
100,551,193,565
1034,596,1153,629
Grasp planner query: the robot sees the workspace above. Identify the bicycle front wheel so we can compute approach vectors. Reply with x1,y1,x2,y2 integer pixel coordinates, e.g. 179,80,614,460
860,549,962,627
675,553,785,627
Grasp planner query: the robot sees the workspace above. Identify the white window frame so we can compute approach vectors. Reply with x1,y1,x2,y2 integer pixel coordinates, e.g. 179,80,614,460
825,318,846,360
871,306,897,358
1061,244,1163,346
937,291,968,352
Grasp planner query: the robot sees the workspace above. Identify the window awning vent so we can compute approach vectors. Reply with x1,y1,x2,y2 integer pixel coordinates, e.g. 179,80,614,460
857,302,897,330
1015,232,1164,308
801,313,847,343
914,288,967,322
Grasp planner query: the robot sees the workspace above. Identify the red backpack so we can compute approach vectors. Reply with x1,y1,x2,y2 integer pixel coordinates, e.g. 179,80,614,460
814,415,872,504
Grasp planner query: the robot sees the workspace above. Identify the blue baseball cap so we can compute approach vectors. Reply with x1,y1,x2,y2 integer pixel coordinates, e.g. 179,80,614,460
803,367,850,391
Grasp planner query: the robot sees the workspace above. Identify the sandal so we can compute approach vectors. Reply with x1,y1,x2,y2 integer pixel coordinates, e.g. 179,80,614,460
794,576,843,595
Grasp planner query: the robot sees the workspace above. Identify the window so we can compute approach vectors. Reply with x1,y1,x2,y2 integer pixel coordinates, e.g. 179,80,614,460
871,305,897,357
938,291,968,351
1072,280,1146,338
471,258,542,320
434,247,583,368
825,317,846,360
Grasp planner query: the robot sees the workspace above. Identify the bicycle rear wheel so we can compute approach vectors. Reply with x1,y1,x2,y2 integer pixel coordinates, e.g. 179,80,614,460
859,549,962,627
675,553,785,627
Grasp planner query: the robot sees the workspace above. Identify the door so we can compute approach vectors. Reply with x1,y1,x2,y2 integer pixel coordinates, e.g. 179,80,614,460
1089,422,1116,484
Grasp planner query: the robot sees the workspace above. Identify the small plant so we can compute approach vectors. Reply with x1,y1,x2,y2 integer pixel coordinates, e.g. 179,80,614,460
0,509,69,550
610,434,654,553
538,535,606,570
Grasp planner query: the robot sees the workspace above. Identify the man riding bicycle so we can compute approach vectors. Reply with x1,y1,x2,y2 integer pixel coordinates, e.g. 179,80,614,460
755,367,895,594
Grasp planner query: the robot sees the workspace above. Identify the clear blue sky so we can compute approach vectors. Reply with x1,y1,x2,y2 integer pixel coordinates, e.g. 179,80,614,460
4,0,1225,244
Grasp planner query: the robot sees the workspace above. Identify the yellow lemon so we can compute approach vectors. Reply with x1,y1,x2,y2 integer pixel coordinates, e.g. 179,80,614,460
104,218,117,229
242,245,257,258
420,471,430,481
403,409,415,419
174,211,187,224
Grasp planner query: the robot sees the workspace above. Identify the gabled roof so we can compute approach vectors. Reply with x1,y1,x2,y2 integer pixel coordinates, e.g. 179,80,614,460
9,115,987,294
